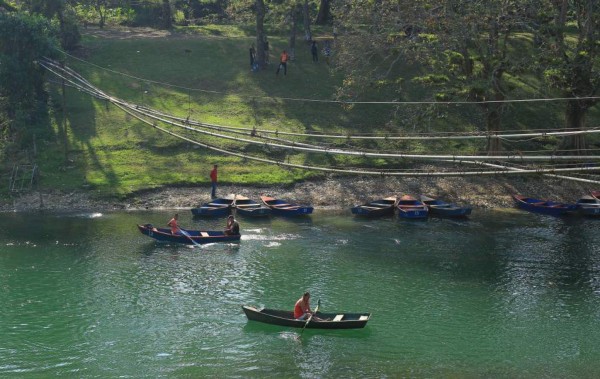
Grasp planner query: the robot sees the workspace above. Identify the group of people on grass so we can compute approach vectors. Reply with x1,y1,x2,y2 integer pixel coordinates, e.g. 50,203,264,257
249,38,333,75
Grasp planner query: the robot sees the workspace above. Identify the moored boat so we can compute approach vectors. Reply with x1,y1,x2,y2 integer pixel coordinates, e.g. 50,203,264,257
351,197,397,217
242,305,370,329
137,224,240,245
260,196,313,216
233,196,271,217
576,195,600,216
396,195,429,219
191,196,235,217
512,194,575,216
419,195,472,218
591,191,600,200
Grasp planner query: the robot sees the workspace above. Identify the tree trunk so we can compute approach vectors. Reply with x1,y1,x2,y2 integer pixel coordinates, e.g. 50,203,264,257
302,0,312,41
315,0,330,25
95,0,106,28
561,99,587,152
485,105,503,155
289,6,299,61
162,0,173,30
255,0,267,69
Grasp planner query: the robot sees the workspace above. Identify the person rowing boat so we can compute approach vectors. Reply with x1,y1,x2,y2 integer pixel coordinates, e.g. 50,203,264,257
294,291,323,321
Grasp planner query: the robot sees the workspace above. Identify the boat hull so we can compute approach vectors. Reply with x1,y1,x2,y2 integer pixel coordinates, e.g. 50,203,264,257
397,195,429,219
234,196,272,217
137,224,240,245
191,198,234,217
242,306,370,329
576,196,600,216
260,196,313,216
420,196,472,217
512,195,575,216
351,197,397,217
191,206,230,217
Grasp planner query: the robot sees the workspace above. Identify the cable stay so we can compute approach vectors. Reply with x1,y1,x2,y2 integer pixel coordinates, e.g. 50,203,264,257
39,58,600,179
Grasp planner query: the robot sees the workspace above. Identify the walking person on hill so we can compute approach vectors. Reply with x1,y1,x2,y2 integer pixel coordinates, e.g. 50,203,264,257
311,40,318,62
249,44,256,70
264,37,270,64
323,41,332,66
276,50,290,76
210,164,218,199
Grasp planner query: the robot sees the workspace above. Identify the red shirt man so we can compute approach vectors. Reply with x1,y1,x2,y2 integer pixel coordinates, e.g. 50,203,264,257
168,213,179,234
294,292,312,320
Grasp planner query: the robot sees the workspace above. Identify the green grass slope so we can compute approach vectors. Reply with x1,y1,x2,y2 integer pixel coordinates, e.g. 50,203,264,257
17,25,599,199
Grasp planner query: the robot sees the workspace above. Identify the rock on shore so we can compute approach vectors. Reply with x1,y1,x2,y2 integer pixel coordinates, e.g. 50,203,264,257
0,175,595,213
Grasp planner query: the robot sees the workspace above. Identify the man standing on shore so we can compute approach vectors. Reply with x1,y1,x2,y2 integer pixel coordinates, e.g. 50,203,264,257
210,164,218,199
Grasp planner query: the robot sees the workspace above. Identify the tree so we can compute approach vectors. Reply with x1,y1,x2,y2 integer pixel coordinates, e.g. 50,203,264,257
315,0,330,25
536,0,600,152
288,2,301,60
302,0,311,41
161,0,172,29
333,0,529,154
0,12,59,149
255,0,267,69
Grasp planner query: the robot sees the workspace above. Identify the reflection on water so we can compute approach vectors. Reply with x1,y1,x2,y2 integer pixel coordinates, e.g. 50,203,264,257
0,210,599,377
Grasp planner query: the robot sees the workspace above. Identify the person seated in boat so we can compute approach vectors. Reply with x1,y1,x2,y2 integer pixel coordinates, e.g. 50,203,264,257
168,213,179,234
224,215,240,235
294,292,323,321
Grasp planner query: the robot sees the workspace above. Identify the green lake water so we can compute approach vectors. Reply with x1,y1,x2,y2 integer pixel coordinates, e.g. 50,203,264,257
1,209,599,378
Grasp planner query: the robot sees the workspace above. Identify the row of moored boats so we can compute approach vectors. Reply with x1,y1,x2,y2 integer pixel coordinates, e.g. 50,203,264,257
190,191,600,220
138,191,600,246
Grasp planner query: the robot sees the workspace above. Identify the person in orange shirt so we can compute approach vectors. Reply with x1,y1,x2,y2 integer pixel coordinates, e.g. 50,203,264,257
168,213,179,234
276,50,289,76
293,292,323,321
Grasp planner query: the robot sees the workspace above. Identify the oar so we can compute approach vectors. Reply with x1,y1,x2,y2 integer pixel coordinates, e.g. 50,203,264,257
301,299,320,335
178,227,202,248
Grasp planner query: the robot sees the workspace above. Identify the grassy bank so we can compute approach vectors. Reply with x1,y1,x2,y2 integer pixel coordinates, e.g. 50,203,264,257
5,24,599,200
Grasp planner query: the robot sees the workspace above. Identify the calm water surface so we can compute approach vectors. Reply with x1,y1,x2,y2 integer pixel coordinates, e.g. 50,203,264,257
0,209,599,378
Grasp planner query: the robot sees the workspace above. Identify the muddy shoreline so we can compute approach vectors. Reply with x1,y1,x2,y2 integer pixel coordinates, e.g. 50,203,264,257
0,175,594,213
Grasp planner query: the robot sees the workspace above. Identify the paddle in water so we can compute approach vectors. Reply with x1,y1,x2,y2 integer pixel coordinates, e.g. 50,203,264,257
178,227,202,248
301,299,320,336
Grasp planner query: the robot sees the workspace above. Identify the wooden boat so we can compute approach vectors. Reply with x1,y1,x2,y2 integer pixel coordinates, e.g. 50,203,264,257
396,195,429,219
351,197,397,217
190,196,235,217
575,195,600,216
233,195,271,217
260,195,313,216
242,305,370,329
512,194,576,216
419,195,472,218
137,224,240,245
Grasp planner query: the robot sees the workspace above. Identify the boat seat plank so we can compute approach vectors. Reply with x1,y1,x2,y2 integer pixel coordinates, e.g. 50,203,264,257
359,315,369,321
200,232,209,237
333,314,344,322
